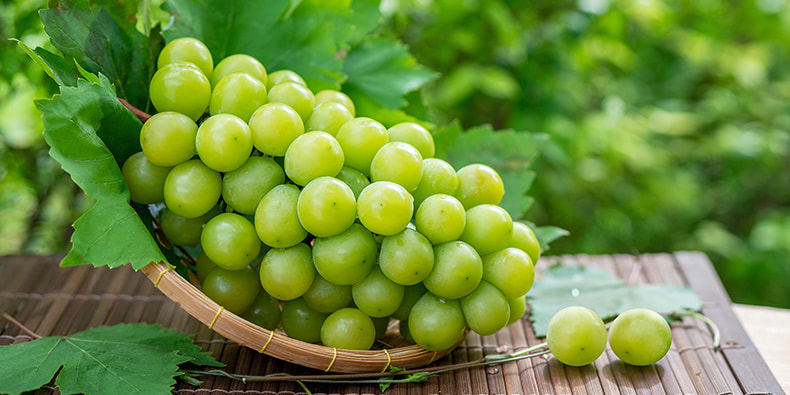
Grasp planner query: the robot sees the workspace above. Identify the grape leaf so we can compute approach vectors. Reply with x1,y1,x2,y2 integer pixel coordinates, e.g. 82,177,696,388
433,122,548,219
527,264,702,337
14,40,79,87
35,74,165,269
0,323,222,395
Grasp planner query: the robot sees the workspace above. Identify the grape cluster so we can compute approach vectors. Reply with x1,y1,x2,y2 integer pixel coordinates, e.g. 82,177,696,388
123,37,541,352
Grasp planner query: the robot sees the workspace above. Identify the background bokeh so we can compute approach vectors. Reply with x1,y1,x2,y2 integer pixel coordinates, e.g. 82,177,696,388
1,0,788,308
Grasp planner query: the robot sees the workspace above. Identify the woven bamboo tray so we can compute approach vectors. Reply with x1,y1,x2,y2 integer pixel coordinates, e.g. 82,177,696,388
139,261,463,373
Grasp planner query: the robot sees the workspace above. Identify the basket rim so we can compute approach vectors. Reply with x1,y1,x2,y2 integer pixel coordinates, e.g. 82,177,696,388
140,260,464,373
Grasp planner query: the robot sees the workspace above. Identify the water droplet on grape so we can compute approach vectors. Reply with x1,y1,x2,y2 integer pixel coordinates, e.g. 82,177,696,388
571,288,580,297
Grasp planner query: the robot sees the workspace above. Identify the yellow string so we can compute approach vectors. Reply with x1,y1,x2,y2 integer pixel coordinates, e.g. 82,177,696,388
208,306,224,330
381,349,392,373
325,348,337,372
427,351,438,364
154,266,174,288
259,331,275,354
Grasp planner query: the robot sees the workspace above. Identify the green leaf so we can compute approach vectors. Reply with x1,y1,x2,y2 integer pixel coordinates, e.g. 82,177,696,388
433,122,548,219
35,74,165,270
527,264,702,337
530,224,570,253
14,40,79,87
0,323,222,395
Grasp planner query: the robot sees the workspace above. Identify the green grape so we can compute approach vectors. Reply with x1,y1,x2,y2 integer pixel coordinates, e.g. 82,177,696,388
157,37,214,79
306,101,353,136
482,247,535,299
391,283,427,321
196,114,253,172
335,117,389,176
352,266,405,318
268,81,315,121
259,243,315,301
149,62,210,121
399,319,414,343
195,251,217,281
248,102,305,156
297,176,357,237
372,316,390,340
608,308,672,366
546,306,607,367
356,181,414,236
202,266,260,314
460,280,510,336
320,308,376,350
254,184,306,248
201,213,261,270
241,289,281,330
314,89,355,116
414,194,466,245
209,72,268,122
422,240,482,299
455,164,505,209
408,293,466,351
506,295,527,326
370,142,423,192
302,274,353,313
312,223,378,285
139,111,198,167
379,228,434,286
510,222,541,265
222,156,285,215
284,131,344,186
412,158,458,208
164,159,221,218
122,152,170,204
281,297,328,343
266,69,306,90
387,122,435,159
459,204,513,256
335,166,370,199
212,54,267,87
160,205,220,247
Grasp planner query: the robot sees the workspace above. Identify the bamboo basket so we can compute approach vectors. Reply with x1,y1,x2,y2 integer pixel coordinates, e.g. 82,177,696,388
140,260,466,373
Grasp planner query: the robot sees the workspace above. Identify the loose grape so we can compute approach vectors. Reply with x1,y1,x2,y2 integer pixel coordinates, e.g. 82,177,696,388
335,117,388,176
122,152,171,204
408,293,466,351
455,164,505,209
312,223,378,285
460,280,510,336
281,298,328,343
212,54,267,87
284,131,344,186
608,308,672,366
546,306,607,367
248,102,305,156
139,112,198,167
160,205,220,247
335,166,370,199
222,156,285,215
254,184,308,248
510,222,541,265
459,204,513,256
266,69,306,90
412,158,458,208
268,81,315,121
320,308,376,350
209,72,268,122
506,295,527,326
196,114,253,172
356,181,414,236
391,283,428,321
202,266,260,314
482,247,535,299
149,63,210,121
259,243,315,301
201,213,261,270
423,240,483,299
387,122,435,159
157,37,214,79
163,159,221,218
414,194,466,245
302,274,353,313
352,266,405,318
241,289,281,330
370,142,423,192
306,101,353,136
379,228,434,286
314,89,355,116
297,176,357,238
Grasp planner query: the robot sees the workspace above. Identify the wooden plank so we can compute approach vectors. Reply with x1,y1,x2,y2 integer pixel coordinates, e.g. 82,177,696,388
733,304,790,393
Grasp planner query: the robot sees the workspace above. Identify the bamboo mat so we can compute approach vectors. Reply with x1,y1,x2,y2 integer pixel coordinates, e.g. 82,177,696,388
0,252,782,395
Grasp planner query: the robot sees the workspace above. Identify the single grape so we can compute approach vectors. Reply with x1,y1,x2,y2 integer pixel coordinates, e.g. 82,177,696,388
352,266,405,318
281,298,328,343
195,250,217,281
414,194,466,245
608,308,672,366
320,308,376,350
202,266,260,314
335,117,389,176
411,158,458,208
163,159,221,218
160,205,220,247
408,293,466,351
312,223,378,285
139,112,198,167
387,122,435,159
297,176,357,237
314,89,355,116
268,81,315,121
254,184,308,248
201,213,261,270
459,204,513,256
422,240,482,299
510,221,541,265
241,289,281,330
356,181,414,236
399,319,414,343
455,164,505,209
335,166,370,199
370,142,423,192
209,72,268,122
196,114,253,172
546,306,607,367
266,69,306,90
222,156,285,215
460,280,510,336
481,247,535,299
149,62,210,121
506,295,527,326
379,228,434,286
306,101,353,136
122,152,171,204
248,102,305,157
157,37,214,79
391,283,428,321
284,131,344,186
259,243,315,300
302,274,353,313
372,316,390,340
212,54,267,87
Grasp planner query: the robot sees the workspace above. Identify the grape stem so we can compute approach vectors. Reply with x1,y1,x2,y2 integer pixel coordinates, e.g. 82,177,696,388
2,313,42,339
119,98,151,123
674,309,721,349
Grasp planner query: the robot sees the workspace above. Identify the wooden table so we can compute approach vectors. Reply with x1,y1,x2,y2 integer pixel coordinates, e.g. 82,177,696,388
0,252,784,394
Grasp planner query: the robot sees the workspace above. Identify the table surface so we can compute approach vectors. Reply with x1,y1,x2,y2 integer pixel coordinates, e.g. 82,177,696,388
0,252,785,395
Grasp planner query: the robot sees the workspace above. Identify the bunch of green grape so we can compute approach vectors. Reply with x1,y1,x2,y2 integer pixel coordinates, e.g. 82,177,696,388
122,37,541,352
